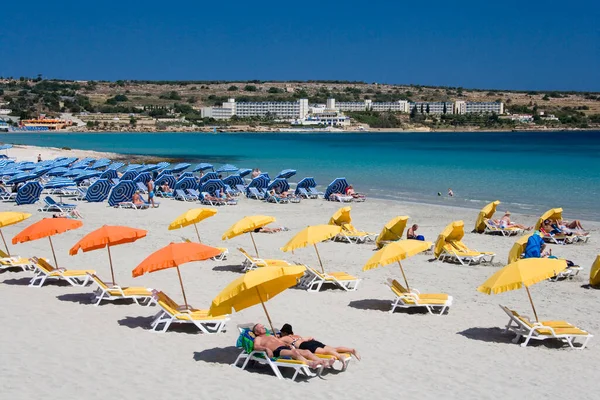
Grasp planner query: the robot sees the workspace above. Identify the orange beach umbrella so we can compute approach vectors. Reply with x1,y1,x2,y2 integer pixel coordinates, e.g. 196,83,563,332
132,242,222,309
12,218,83,268
69,225,147,285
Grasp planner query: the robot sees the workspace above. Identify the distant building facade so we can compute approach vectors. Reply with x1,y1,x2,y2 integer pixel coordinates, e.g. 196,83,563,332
454,101,503,114
201,98,309,120
409,102,454,114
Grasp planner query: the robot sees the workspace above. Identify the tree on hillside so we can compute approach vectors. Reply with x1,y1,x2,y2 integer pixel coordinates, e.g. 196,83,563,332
244,85,257,92
228,85,239,91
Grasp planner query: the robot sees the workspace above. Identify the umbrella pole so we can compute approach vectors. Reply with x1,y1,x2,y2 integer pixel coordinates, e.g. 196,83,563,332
107,245,116,285
525,286,539,322
0,229,10,256
314,243,325,274
250,232,259,257
48,236,59,268
175,265,189,309
256,287,275,335
194,223,201,243
397,261,410,291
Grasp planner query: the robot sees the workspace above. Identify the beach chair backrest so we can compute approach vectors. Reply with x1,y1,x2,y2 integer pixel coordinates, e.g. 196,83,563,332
89,273,109,290
0,249,9,258
37,258,56,272
45,196,57,206
155,291,180,313
391,279,408,294
237,248,254,261
249,187,261,198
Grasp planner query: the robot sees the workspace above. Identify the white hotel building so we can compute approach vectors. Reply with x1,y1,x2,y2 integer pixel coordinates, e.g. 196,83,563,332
201,98,309,120
454,101,504,115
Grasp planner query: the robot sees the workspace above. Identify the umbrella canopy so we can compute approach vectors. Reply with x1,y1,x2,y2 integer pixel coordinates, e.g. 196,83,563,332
133,172,152,184
376,216,409,248
168,208,218,242
324,177,349,201
44,178,76,189
174,176,197,191
474,200,500,233
192,163,214,172
100,169,118,180
238,168,252,178
70,225,147,285
590,255,600,287
281,224,342,273
329,206,352,226
12,218,83,268
433,220,465,258
85,179,112,202
363,240,432,290
106,162,125,171
0,211,31,255
16,182,43,205
246,176,269,197
199,172,219,185
507,233,534,264
120,170,138,181
155,174,176,189
266,178,289,193
534,208,563,230
216,164,238,173
73,170,102,183
222,215,276,257
171,163,192,173
209,265,306,333
199,179,225,196
7,172,36,184
155,162,171,170
477,258,567,321
276,169,297,179
89,158,111,170
223,174,244,188
132,242,222,308
47,167,69,176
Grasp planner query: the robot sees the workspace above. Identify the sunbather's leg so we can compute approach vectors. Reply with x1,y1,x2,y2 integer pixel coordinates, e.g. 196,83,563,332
279,348,323,368
316,345,360,361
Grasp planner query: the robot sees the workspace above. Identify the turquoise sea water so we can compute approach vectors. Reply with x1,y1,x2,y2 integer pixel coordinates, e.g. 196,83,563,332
2,131,599,221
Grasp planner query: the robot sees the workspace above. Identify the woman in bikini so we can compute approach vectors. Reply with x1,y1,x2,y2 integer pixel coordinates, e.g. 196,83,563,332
278,323,360,362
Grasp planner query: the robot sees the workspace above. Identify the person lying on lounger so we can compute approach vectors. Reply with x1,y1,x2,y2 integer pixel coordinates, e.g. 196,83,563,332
132,191,144,206
252,323,333,368
345,185,366,199
253,226,288,233
161,183,173,194
498,211,532,230
53,210,83,219
204,192,223,203
218,188,233,200
278,323,360,361
554,219,588,235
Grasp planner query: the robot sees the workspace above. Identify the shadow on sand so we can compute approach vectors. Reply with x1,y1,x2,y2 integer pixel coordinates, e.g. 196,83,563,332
212,264,243,273
193,346,240,365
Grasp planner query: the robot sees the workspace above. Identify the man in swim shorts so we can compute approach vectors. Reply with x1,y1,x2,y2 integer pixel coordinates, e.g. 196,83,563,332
147,178,155,207
279,323,360,361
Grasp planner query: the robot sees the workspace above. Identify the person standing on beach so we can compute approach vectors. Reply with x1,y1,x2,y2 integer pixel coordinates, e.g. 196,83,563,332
147,178,156,207
37,154,42,162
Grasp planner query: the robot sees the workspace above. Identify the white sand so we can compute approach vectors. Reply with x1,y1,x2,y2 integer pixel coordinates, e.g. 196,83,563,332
1,146,599,400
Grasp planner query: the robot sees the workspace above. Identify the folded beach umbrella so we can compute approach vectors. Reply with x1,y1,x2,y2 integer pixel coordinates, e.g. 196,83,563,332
363,240,432,290
216,164,238,174
192,163,214,173
174,176,197,192
171,163,191,174
16,182,43,205
376,216,409,249
433,220,465,258
281,225,342,273
324,177,349,201
477,258,567,321
169,208,218,242
534,208,563,230
100,169,118,180
209,265,306,334
85,179,112,202
44,178,76,189
199,172,219,185
70,225,147,285
329,206,352,226
222,215,276,257
507,233,534,264
133,172,152,184
120,170,138,181
474,200,501,233
132,242,222,309
155,174,176,189
108,180,137,207
238,168,252,178
276,169,297,179
590,255,600,287
199,179,225,195
13,218,83,268
0,211,31,256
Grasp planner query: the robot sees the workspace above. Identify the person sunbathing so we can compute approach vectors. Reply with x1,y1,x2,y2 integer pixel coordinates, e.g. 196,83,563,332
132,191,144,206
499,211,532,230
253,226,288,233
53,209,83,219
329,192,352,201
278,323,360,362
218,188,233,200
555,219,588,235
252,324,332,368
161,183,173,194
345,185,366,199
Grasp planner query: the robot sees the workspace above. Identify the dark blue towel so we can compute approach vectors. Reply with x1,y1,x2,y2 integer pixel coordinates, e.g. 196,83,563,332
523,234,544,258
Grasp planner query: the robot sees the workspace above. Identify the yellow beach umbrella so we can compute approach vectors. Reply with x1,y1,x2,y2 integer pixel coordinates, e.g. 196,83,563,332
281,224,342,273
507,233,533,264
221,215,275,257
168,208,218,242
376,216,409,248
433,220,464,258
474,200,500,233
209,265,306,334
363,239,432,290
590,255,600,287
0,211,32,256
477,258,567,321
534,208,563,230
328,206,352,226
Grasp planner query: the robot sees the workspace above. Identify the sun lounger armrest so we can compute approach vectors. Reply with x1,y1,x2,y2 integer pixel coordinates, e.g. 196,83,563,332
409,288,421,294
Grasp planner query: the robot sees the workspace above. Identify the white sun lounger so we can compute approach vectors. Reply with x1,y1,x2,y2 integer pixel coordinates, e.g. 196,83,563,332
388,279,452,315
297,266,361,292
29,257,95,288
88,273,156,306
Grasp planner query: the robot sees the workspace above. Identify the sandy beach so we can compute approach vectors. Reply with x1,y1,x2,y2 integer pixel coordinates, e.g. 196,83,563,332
1,147,599,400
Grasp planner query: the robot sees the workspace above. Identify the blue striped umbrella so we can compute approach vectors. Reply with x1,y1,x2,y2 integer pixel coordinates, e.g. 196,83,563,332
100,169,118,180
6,172,36,184
238,168,252,178
199,179,226,195
47,167,69,176
276,169,297,179
44,178,76,189
192,163,214,172
106,162,125,170
134,172,152,184
260,172,271,181
171,163,191,173
121,170,138,181
267,178,290,193
16,182,43,205
199,172,218,185
178,171,194,179
0,160,12,168
73,170,102,183
223,174,244,188
174,176,197,191
108,180,137,207
90,158,111,169
324,177,349,201
155,174,176,189
86,179,112,202
216,164,238,173
245,176,270,197
156,162,171,170
295,177,317,195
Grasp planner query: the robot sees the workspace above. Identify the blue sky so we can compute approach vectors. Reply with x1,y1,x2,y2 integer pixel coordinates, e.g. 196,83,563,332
1,0,598,91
